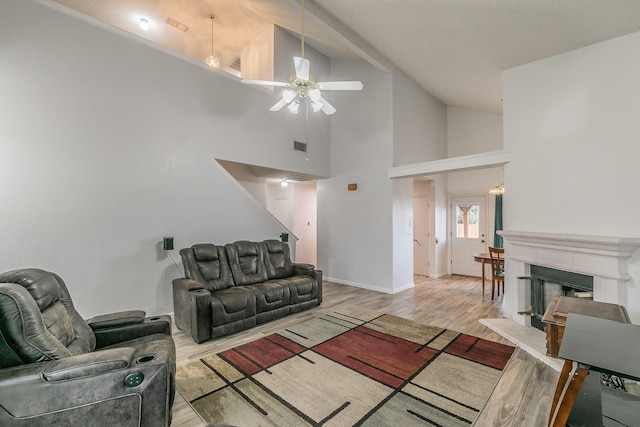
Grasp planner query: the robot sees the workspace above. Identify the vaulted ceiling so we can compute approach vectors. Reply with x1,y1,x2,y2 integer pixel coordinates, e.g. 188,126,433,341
53,0,640,114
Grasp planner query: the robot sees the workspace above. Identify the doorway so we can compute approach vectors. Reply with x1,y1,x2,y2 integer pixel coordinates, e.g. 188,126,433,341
413,196,430,276
451,195,487,276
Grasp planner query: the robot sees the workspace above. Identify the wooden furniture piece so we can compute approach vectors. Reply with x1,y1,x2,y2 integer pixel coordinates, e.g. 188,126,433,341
548,313,640,427
541,296,630,358
488,247,505,300
472,252,490,297
472,252,504,299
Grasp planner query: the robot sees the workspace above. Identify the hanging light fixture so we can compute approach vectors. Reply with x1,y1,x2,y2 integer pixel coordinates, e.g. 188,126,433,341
489,183,505,195
240,0,362,115
205,14,220,68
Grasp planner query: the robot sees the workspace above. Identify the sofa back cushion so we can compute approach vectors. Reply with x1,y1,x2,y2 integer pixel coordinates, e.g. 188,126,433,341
0,269,96,368
225,241,268,286
263,240,294,279
180,244,234,291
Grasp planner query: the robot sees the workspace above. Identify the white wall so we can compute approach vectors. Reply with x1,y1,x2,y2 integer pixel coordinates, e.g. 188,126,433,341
393,70,448,167
0,0,330,317
317,59,395,292
317,63,449,292
392,69,448,281
219,161,269,208
447,107,503,157
503,31,640,322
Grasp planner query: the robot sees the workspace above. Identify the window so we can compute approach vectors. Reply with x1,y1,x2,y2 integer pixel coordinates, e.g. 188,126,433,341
456,204,479,238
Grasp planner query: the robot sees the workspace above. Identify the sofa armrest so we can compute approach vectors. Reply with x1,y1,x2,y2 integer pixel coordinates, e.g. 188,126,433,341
172,278,205,333
189,289,212,344
87,310,146,330
88,310,172,349
43,348,135,382
293,263,317,278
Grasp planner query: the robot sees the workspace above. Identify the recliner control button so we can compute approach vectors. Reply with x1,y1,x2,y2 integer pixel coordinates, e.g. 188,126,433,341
124,372,144,387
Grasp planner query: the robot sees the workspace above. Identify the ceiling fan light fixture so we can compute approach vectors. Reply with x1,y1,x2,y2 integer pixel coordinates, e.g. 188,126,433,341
308,88,321,102
205,14,220,69
239,0,362,115
282,90,296,103
287,100,300,114
310,100,323,112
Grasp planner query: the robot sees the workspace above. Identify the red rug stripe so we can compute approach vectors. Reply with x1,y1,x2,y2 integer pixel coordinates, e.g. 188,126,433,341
267,333,306,354
313,328,438,388
221,336,299,375
445,334,515,370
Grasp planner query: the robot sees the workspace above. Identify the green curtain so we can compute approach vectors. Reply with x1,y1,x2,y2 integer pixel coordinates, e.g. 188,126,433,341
494,194,503,248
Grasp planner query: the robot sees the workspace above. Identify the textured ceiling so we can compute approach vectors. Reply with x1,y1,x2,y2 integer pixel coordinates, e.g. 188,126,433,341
52,0,640,114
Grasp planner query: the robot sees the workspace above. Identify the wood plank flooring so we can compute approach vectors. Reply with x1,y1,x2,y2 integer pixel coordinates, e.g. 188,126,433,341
170,275,558,426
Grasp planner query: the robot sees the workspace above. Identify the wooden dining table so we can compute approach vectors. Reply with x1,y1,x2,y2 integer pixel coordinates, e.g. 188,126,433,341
472,252,499,291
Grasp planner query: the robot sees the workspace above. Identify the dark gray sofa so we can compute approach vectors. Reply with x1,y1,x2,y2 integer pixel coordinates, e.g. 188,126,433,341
172,239,323,343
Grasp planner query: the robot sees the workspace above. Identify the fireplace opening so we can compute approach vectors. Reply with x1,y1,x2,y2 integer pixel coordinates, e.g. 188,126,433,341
520,265,594,331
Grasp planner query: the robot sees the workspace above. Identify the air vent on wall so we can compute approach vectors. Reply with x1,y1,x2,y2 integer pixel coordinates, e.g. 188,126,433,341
293,141,307,152
228,57,241,72
166,17,189,32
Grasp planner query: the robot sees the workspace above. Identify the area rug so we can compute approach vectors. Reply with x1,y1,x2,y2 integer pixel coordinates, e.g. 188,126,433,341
176,307,516,426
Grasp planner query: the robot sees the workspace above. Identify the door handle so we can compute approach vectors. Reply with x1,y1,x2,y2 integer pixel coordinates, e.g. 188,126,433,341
414,239,421,246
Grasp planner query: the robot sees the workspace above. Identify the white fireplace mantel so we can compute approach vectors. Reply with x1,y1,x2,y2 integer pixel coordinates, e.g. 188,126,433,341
499,230,640,322
499,230,640,280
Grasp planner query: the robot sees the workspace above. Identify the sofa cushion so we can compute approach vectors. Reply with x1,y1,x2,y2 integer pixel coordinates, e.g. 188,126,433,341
181,244,234,291
225,241,268,286
252,280,291,313
209,287,256,326
286,276,320,305
263,240,294,279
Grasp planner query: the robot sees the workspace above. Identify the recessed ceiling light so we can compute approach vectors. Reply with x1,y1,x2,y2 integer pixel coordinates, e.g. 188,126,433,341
139,18,150,31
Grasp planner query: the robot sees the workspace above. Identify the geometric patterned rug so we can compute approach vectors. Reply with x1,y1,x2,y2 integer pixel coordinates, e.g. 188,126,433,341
176,306,516,426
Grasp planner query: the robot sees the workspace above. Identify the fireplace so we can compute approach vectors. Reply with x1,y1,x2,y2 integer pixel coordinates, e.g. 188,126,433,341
498,231,640,327
520,264,594,331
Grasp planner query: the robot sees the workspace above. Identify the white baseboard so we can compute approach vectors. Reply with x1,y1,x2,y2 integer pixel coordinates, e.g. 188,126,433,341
324,277,414,294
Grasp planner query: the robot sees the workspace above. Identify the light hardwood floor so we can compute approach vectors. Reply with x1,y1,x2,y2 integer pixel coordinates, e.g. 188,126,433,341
171,275,559,427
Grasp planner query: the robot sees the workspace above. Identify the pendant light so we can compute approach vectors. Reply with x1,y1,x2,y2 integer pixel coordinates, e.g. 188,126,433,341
205,14,220,68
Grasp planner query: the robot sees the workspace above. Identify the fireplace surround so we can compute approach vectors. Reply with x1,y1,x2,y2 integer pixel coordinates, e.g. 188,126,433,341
499,231,640,326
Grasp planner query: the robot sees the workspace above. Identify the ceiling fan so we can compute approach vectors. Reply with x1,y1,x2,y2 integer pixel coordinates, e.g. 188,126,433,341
240,0,363,115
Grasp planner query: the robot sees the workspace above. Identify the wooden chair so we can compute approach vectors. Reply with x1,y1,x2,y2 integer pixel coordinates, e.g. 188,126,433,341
489,247,504,300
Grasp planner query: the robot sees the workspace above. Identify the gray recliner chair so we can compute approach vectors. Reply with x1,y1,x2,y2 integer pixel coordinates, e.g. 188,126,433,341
0,268,176,426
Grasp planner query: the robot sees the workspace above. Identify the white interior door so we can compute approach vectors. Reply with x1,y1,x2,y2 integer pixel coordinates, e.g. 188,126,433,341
451,196,486,276
413,196,430,276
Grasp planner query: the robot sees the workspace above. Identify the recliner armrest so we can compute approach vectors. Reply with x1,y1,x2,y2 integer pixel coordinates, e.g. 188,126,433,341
87,310,146,330
43,347,135,382
292,263,315,272
172,278,207,336
90,313,173,349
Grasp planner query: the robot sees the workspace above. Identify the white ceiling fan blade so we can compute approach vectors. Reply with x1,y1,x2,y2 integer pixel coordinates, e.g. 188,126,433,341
318,96,336,115
317,81,363,91
269,99,289,111
294,56,310,81
241,79,290,87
